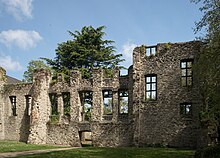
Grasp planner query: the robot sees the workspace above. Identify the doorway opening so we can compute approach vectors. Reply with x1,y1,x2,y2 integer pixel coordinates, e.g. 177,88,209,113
79,131,92,147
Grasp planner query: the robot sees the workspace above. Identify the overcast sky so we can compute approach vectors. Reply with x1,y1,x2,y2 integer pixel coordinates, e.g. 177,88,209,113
0,0,202,80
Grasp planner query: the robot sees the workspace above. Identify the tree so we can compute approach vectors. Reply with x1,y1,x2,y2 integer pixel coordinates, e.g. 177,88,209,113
43,26,124,78
23,59,51,82
192,0,220,143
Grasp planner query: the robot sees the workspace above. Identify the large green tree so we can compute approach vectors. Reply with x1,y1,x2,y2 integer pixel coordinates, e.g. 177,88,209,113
192,0,220,143
43,26,124,78
23,59,51,82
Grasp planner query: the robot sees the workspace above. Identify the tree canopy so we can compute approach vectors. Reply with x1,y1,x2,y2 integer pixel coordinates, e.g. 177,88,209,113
23,59,51,82
192,0,220,143
43,26,124,78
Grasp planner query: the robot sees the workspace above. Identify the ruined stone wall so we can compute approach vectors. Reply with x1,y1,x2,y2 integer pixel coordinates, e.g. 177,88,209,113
92,122,133,147
46,123,81,146
0,41,207,149
0,67,6,140
28,69,51,144
45,67,132,147
132,41,205,148
2,83,32,142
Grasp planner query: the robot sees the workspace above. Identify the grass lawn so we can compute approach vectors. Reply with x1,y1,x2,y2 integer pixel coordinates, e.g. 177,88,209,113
0,141,195,158
0,141,65,153
15,147,195,158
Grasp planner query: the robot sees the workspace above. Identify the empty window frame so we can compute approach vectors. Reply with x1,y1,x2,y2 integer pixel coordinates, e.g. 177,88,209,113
181,59,193,86
49,93,58,115
9,96,17,116
146,75,157,100
62,92,70,116
103,90,113,115
180,103,192,116
81,91,93,121
119,90,128,114
25,95,31,116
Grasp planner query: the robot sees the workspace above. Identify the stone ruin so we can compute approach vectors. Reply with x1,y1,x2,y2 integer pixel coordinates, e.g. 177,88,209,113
0,41,209,148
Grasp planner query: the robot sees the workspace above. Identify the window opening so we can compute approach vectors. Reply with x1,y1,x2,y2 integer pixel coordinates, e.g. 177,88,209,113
9,96,17,116
62,92,70,116
81,91,93,121
49,93,58,115
146,75,157,101
119,90,128,114
103,90,113,115
146,46,157,56
180,103,192,116
181,59,193,86
25,95,31,116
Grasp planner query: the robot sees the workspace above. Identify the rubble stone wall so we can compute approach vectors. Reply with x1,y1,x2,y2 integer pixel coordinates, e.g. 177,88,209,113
3,83,32,142
132,41,206,148
0,41,207,148
0,68,6,140
46,123,81,146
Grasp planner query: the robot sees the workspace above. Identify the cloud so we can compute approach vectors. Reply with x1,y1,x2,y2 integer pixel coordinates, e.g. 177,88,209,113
120,41,137,66
0,55,22,71
0,29,42,50
1,0,33,21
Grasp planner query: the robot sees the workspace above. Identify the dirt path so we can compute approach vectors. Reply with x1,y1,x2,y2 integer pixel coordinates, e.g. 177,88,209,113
0,147,74,158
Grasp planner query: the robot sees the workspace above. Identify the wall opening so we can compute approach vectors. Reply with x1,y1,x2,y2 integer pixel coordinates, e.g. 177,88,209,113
79,131,92,147
180,59,193,87
25,95,32,116
103,90,113,115
146,46,157,56
119,90,128,114
62,92,70,116
9,96,17,116
180,102,192,117
49,93,59,123
145,74,157,101
80,91,93,122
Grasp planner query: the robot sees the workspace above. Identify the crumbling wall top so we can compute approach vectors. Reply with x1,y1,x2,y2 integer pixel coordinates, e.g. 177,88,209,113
0,67,6,83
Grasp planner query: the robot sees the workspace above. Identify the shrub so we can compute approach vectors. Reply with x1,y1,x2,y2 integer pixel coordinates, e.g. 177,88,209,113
195,145,220,158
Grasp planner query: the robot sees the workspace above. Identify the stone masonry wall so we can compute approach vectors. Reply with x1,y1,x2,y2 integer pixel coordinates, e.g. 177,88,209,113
0,41,207,149
46,123,81,146
3,83,32,142
0,67,6,140
132,41,205,148
28,69,51,144
92,122,133,147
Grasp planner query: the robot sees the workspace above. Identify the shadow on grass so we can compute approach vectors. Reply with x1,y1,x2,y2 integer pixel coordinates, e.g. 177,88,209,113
15,147,195,158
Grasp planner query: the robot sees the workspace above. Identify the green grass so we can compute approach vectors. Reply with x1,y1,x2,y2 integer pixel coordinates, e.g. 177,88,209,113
0,141,195,158
15,147,195,158
0,141,65,153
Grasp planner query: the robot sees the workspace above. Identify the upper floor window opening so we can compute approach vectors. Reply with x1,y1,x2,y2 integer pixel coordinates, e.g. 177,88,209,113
62,92,70,116
180,102,192,116
146,46,157,56
25,95,32,116
9,96,17,116
103,90,113,115
49,93,58,115
181,59,193,86
119,90,128,114
145,74,157,101
80,91,93,121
